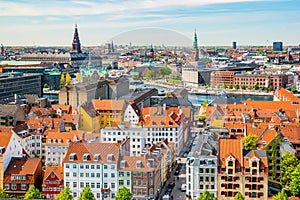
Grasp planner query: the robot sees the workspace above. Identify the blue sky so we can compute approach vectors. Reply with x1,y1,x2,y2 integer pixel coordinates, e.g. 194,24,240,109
0,0,299,46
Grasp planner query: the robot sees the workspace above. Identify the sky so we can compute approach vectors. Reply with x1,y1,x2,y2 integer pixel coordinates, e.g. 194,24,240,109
0,0,299,47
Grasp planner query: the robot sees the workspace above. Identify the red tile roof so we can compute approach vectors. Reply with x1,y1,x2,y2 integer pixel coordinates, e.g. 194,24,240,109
219,138,242,168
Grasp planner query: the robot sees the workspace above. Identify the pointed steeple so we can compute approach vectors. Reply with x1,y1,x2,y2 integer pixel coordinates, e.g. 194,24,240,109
193,29,199,61
72,24,82,53
193,29,198,50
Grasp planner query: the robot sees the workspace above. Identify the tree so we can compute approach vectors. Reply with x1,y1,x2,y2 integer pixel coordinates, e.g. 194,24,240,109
132,74,139,80
78,186,95,200
254,84,259,90
290,164,300,196
242,134,258,150
261,86,266,91
60,74,65,88
229,84,233,89
106,65,112,70
158,67,172,77
75,72,81,82
242,85,246,90
234,192,244,200
145,70,156,80
222,83,227,89
65,73,71,85
248,85,252,90
280,151,299,187
43,83,49,88
202,99,209,108
235,85,239,90
24,185,44,199
272,189,289,200
291,86,297,93
268,85,273,91
115,186,133,200
55,185,73,200
197,190,214,200
0,189,9,198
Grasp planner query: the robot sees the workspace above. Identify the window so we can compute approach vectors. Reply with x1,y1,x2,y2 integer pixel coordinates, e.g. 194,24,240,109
111,183,115,189
85,173,89,178
96,173,100,178
104,173,108,178
11,184,17,190
97,183,101,188
91,183,95,188
85,165,89,169
73,172,77,177
80,173,84,177
80,182,84,188
73,182,77,188
73,192,77,198
4,184,9,190
91,165,95,169
21,184,27,190
119,180,124,186
66,164,69,169
111,173,115,178
66,172,69,177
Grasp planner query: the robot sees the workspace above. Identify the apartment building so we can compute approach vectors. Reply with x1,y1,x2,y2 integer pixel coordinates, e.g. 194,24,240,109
218,139,268,200
63,142,120,199
186,133,218,199
210,71,235,87
45,131,81,166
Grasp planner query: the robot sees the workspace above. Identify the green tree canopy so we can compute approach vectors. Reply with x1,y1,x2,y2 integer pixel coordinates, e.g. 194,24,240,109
222,83,227,89
233,192,244,200
197,190,214,200
242,85,246,90
24,185,44,199
235,85,240,90
268,85,273,91
291,86,297,94
55,185,73,200
65,73,71,85
290,164,300,196
202,99,209,108
242,134,258,150
60,74,65,88
75,72,81,82
43,83,49,88
158,66,172,77
78,186,95,200
254,84,259,90
0,189,9,198
248,85,252,90
145,70,156,80
272,189,289,200
280,151,299,187
229,84,233,89
131,74,139,80
115,186,133,200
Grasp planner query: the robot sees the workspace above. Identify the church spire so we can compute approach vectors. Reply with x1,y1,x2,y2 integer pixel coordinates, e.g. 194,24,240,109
72,24,82,53
193,29,199,61
193,29,198,50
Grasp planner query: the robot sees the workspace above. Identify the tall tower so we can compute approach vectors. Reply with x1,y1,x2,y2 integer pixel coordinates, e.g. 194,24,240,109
193,30,199,61
72,24,82,53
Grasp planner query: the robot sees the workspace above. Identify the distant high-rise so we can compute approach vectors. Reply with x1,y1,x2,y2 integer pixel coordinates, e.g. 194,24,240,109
232,41,237,49
193,30,199,61
72,24,82,53
273,41,283,51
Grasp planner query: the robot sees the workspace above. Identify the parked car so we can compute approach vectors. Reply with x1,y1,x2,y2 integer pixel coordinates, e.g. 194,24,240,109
181,184,186,192
174,169,180,175
168,182,175,189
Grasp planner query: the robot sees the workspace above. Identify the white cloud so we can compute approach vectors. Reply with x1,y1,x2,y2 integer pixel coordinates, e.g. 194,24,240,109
0,0,275,17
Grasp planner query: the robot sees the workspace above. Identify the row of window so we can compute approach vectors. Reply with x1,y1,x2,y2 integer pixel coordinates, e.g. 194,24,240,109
66,172,116,178
4,183,28,191
65,163,115,170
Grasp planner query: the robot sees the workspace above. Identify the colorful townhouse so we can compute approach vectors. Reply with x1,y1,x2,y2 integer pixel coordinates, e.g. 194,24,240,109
3,158,42,197
218,138,268,200
42,166,64,199
0,132,23,189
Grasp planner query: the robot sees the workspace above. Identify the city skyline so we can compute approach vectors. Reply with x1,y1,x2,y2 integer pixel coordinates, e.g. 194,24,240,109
0,0,300,47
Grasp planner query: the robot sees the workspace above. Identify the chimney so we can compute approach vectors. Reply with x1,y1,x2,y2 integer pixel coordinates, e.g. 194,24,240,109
163,104,166,111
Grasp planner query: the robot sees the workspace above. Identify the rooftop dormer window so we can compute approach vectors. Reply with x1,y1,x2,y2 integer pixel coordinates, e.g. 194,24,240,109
70,153,76,161
94,154,100,161
136,160,142,168
107,154,113,162
120,160,126,168
83,153,90,161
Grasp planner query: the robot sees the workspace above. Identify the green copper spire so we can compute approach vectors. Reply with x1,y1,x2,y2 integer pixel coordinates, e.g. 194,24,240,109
193,29,198,50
